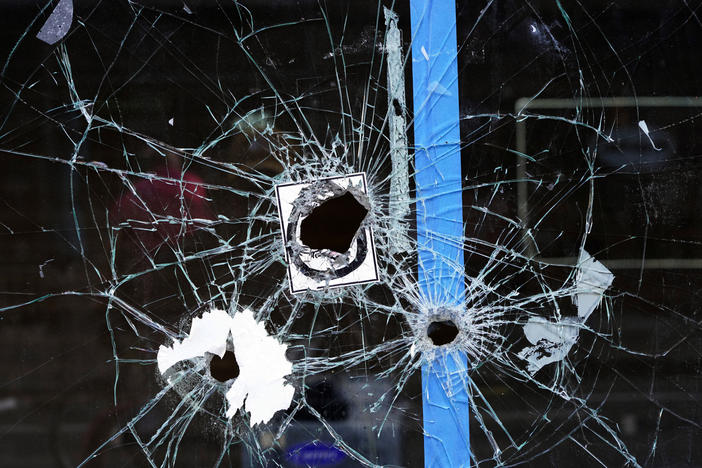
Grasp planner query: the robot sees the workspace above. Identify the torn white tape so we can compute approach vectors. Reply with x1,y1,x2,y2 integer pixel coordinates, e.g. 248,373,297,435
384,7,411,253
523,316,579,346
157,308,294,425
518,250,614,373
519,317,579,373
574,248,614,320
224,310,294,424
157,308,231,374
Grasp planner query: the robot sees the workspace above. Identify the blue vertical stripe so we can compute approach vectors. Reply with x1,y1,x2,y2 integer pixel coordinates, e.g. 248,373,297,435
409,0,471,466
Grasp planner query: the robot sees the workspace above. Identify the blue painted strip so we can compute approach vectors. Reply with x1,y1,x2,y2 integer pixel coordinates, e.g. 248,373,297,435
409,1,470,467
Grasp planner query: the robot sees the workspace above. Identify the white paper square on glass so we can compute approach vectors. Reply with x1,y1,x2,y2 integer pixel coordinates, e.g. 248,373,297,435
274,173,379,294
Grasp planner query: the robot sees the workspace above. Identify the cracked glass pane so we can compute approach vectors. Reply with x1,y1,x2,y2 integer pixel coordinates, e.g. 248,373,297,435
0,1,701,467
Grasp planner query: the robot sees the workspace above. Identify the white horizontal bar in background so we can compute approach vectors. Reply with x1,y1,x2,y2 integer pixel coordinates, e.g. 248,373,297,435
537,257,702,270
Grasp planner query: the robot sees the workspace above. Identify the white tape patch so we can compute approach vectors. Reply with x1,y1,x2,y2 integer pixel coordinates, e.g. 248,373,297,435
157,308,294,425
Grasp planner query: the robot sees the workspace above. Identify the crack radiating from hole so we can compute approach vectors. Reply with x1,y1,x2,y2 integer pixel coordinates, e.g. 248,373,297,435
300,191,368,253
427,320,459,346
209,351,240,382
5,2,677,466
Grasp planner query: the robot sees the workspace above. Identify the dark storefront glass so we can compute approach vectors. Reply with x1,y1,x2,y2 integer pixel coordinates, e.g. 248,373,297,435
0,1,701,467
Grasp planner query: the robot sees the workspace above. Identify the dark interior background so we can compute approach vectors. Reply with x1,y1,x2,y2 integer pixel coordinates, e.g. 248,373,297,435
1,1,701,467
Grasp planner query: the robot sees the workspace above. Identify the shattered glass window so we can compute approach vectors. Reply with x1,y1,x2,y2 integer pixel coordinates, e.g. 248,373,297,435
1,0,702,467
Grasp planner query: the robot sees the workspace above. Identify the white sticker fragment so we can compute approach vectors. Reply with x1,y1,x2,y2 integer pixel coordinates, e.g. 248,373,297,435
36,0,73,45
518,250,613,373
275,173,379,294
157,308,231,374
638,120,662,151
574,248,614,320
519,317,580,372
523,317,579,345
157,308,294,425
223,310,295,424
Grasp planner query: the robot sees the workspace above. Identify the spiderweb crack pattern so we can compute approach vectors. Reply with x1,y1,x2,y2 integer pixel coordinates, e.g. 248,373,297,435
1,1,701,467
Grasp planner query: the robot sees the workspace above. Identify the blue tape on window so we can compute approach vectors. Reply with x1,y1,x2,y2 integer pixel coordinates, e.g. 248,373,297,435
409,0,471,466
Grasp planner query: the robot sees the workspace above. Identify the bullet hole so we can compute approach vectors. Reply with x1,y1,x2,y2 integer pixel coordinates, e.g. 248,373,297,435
300,191,368,253
209,351,240,382
427,320,459,346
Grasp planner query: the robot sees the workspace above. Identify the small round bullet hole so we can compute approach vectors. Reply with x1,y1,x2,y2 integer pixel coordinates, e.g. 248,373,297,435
209,351,240,382
427,320,459,346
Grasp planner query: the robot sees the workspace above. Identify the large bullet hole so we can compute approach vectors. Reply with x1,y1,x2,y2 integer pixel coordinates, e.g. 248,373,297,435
300,191,368,253
209,351,240,382
427,320,459,346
